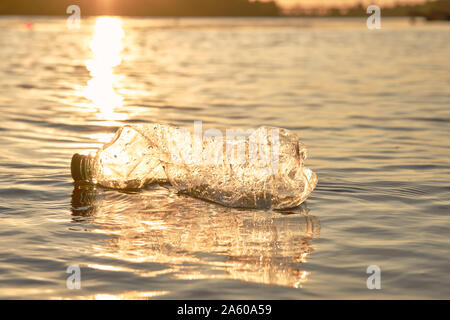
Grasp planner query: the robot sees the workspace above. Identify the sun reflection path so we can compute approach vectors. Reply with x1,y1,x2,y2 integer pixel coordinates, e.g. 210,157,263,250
83,17,126,122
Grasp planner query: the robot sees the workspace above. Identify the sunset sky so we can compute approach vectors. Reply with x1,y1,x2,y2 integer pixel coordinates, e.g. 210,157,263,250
276,0,428,8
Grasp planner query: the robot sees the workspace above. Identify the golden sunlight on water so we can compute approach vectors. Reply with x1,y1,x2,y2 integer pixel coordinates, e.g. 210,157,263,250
57,290,170,300
83,17,126,122
1,16,449,299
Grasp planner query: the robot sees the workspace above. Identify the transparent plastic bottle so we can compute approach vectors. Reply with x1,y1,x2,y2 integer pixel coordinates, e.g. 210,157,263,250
71,123,318,209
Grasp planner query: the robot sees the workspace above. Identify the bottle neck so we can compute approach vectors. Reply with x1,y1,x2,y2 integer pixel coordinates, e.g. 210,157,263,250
71,153,95,182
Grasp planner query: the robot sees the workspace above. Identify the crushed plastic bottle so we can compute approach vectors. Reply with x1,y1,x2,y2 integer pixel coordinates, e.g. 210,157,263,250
71,123,318,209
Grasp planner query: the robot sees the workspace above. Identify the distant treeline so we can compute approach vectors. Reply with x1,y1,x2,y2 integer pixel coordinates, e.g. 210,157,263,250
288,0,450,20
0,0,280,16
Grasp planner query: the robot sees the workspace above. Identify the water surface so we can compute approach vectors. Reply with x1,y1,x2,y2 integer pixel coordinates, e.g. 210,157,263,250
0,16,449,299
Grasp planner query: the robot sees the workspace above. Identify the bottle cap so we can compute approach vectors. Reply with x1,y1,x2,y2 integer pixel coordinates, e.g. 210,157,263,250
71,153,93,181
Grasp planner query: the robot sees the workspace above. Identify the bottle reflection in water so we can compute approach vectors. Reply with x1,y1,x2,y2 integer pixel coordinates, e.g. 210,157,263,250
71,184,320,288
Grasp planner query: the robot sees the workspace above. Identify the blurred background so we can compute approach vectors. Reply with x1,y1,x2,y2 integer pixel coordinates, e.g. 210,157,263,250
0,0,449,299
1,0,449,19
